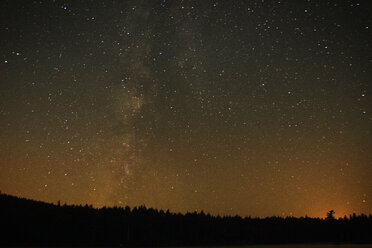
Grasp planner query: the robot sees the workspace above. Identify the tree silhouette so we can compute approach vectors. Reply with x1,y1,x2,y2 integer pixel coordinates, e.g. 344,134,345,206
326,210,335,220
1,192,371,246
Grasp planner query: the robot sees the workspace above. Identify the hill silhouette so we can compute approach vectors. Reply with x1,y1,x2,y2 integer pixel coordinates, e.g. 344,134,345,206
0,192,371,246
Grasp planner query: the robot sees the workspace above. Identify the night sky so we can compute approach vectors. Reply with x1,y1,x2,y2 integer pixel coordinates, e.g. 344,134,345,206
0,0,371,218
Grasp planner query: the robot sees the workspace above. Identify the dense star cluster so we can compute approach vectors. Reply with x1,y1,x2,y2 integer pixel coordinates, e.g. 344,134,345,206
0,0,370,217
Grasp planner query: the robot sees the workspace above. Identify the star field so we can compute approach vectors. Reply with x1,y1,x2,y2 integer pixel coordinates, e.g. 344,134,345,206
0,0,371,217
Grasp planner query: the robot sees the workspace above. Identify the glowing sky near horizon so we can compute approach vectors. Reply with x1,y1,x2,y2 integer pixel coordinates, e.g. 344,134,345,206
0,0,371,218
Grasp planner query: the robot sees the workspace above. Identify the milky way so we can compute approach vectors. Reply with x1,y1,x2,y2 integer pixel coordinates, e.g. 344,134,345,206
0,0,371,217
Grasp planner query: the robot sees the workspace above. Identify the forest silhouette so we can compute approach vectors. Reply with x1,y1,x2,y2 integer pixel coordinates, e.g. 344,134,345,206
0,192,371,246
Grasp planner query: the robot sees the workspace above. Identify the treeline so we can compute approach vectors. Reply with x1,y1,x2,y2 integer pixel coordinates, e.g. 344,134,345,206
0,192,371,246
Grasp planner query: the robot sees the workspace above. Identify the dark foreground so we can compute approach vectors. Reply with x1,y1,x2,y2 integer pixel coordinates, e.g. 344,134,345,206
0,193,371,246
